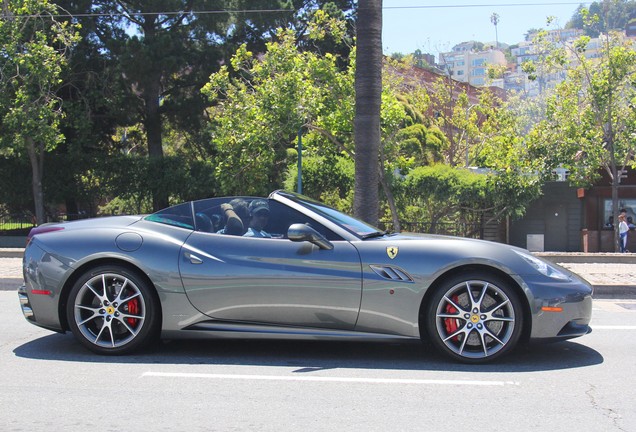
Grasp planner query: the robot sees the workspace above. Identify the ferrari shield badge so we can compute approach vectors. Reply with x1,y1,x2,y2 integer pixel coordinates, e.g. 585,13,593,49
386,246,399,259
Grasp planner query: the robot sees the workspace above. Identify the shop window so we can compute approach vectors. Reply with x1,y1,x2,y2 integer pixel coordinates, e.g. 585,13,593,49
603,199,636,229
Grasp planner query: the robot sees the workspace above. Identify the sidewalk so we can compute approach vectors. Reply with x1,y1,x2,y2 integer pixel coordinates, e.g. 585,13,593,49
2,249,636,298
0,249,23,290
535,252,636,298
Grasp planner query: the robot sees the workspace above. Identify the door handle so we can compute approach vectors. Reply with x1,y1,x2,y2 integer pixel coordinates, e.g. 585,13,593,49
185,252,203,264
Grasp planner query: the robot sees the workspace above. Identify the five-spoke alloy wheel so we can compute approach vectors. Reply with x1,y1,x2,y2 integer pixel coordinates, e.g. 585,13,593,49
425,272,523,363
66,265,159,355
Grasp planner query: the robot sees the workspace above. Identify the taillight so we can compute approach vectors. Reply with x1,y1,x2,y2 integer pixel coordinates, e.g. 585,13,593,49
26,225,65,246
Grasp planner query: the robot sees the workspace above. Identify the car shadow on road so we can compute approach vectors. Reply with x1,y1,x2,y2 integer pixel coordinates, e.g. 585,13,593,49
13,332,603,373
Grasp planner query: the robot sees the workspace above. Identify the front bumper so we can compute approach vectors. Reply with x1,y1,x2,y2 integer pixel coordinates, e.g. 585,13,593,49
524,274,594,341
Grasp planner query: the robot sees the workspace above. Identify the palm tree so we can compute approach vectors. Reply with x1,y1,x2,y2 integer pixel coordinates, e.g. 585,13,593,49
354,0,383,225
491,13,500,49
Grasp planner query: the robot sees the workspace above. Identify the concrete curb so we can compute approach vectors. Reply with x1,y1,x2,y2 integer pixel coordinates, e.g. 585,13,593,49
592,285,636,299
0,249,23,258
0,278,22,291
536,252,636,264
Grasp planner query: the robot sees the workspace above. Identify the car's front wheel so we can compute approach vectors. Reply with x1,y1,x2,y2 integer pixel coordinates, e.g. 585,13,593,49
66,265,160,355
425,272,523,363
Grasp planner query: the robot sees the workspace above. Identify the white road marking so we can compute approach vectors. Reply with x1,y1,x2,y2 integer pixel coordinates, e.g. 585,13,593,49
141,371,519,386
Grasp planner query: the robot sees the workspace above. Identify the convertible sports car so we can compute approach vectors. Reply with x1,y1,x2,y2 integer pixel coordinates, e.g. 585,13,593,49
19,190,593,363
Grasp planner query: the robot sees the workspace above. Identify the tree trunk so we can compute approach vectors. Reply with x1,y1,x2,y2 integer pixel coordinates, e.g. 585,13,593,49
141,17,168,212
143,76,168,211
607,124,620,252
353,0,382,226
611,171,620,253
25,137,45,225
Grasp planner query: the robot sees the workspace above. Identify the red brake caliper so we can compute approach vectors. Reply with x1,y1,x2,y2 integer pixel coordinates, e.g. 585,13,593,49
444,295,460,340
126,298,139,326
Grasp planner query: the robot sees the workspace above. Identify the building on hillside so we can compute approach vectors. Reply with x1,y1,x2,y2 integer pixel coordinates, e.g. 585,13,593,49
510,38,568,96
502,70,526,93
508,29,636,96
567,32,636,65
413,50,436,68
524,28,584,43
387,61,505,117
438,44,507,87
452,41,481,52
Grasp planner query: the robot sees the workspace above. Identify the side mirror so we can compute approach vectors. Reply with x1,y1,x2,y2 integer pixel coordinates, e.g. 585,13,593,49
287,223,334,250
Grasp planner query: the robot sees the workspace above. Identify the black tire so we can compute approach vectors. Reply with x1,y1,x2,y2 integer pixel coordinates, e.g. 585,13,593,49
66,265,160,355
424,272,523,364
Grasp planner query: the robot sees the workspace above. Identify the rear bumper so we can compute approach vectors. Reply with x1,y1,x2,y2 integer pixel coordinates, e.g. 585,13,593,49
20,242,68,333
18,284,34,321
18,284,64,333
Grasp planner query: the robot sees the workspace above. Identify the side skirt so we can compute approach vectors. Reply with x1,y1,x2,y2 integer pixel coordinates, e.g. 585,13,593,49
163,320,419,342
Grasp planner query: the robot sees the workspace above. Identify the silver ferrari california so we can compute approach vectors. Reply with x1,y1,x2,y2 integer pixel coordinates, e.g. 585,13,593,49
18,190,593,363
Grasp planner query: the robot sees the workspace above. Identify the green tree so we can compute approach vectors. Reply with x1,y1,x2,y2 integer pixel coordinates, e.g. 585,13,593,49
47,0,140,217
400,81,543,234
81,1,352,212
87,0,241,211
202,19,440,229
528,27,636,250
202,25,354,196
566,1,636,37
473,92,545,222
0,0,79,224
201,23,534,233
401,164,488,235
429,77,511,169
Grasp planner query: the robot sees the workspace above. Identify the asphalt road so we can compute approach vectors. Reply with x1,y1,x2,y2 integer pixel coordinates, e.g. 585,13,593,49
1,291,635,432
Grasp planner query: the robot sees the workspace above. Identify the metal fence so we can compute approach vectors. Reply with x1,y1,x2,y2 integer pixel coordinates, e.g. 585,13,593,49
0,213,92,235
0,213,34,235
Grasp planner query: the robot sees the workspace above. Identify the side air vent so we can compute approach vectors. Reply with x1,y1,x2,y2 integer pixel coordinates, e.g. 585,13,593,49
369,265,414,282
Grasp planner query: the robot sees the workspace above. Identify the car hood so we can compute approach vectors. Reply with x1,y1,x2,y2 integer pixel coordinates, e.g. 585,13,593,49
355,231,564,278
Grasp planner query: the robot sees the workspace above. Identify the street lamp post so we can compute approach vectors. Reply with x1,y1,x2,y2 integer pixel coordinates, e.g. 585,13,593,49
297,126,303,194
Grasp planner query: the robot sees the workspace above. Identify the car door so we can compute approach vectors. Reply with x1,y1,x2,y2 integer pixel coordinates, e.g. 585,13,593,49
179,198,363,330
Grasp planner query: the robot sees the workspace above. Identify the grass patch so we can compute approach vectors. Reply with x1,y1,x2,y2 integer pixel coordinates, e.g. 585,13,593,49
0,222,34,231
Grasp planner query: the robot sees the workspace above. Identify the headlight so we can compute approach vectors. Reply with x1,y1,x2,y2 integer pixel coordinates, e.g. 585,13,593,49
513,250,570,281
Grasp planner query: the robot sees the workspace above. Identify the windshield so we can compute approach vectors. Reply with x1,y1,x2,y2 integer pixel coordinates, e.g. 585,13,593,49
144,202,194,229
280,192,383,238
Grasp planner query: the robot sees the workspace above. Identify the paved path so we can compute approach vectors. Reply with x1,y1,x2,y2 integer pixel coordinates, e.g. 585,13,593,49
0,258,22,290
559,262,636,286
0,258,21,278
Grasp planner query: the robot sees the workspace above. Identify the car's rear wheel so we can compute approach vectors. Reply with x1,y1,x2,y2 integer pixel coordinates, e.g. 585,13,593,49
66,265,159,355
425,272,523,363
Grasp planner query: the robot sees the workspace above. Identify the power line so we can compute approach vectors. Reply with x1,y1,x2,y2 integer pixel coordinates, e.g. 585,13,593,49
384,2,592,9
0,9,296,20
1,2,596,19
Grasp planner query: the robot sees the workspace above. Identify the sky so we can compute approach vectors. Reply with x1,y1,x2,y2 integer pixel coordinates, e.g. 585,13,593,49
382,1,593,57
